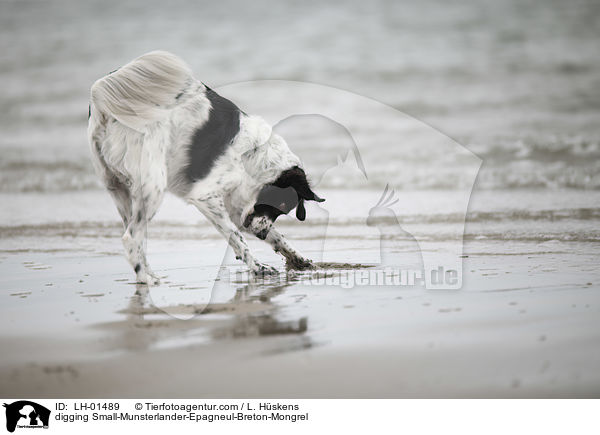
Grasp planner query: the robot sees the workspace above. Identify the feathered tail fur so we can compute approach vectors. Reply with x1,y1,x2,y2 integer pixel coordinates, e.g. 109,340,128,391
89,50,194,133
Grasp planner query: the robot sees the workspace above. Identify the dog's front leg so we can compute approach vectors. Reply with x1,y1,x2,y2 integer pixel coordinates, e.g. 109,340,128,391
190,197,278,276
265,228,314,270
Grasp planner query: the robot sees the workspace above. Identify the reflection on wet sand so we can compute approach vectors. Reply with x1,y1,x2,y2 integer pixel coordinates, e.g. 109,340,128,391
95,277,310,354
215,283,308,339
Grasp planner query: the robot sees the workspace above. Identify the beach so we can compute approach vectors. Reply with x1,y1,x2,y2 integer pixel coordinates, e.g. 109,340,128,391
1,0,599,399
1,189,599,398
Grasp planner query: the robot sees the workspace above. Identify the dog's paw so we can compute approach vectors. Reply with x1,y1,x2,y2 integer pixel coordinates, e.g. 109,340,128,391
251,263,279,278
285,256,315,271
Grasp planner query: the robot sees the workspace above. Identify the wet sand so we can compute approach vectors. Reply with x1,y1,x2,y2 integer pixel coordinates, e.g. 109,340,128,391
1,190,600,398
1,246,599,398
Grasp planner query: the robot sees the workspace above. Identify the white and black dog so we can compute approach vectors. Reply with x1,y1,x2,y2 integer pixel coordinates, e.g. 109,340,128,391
88,51,324,284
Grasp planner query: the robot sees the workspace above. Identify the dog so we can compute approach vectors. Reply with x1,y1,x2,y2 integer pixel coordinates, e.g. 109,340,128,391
88,51,324,284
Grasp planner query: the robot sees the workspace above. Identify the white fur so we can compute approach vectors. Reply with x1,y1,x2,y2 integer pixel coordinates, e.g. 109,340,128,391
90,51,194,132
88,51,309,283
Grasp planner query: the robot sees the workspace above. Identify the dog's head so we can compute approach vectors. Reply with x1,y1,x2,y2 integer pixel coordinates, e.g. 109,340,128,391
243,166,325,239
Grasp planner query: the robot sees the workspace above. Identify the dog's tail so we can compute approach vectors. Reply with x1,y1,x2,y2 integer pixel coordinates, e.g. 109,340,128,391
89,50,194,132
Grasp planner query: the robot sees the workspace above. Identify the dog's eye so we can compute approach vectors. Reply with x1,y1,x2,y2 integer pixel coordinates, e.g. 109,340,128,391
279,202,286,209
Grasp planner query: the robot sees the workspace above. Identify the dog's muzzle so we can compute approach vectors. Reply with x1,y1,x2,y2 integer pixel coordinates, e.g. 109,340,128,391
256,228,269,240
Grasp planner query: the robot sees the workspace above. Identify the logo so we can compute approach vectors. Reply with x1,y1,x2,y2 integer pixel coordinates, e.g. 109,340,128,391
3,401,50,433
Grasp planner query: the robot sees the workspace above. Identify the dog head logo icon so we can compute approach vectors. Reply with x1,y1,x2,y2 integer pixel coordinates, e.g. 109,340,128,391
3,401,50,433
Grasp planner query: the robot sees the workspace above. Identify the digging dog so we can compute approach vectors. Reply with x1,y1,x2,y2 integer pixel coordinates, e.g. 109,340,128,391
88,51,324,284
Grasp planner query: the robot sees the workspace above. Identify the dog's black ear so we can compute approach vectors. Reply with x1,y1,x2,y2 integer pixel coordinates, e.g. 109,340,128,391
295,182,325,203
296,199,306,221
305,190,325,203
275,166,325,203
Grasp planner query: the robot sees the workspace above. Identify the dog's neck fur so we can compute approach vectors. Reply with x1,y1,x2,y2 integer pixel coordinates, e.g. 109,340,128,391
233,115,301,214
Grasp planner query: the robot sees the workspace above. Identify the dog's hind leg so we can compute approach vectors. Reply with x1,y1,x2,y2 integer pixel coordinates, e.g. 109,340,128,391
265,228,314,270
106,176,132,229
121,131,168,284
189,196,278,276
90,113,132,229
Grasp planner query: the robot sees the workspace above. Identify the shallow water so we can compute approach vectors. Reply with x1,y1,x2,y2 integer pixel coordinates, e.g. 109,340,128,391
1,205,599,397
1,0,599,191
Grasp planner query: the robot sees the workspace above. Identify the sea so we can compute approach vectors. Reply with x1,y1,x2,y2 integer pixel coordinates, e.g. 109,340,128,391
0,0,599,255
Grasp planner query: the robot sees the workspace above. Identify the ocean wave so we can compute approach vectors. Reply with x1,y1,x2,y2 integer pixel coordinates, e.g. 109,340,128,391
2,133,600,192
2,204,599,242
2,159,600,193
0,160,101,193
286,208,600,228
474,136,600,162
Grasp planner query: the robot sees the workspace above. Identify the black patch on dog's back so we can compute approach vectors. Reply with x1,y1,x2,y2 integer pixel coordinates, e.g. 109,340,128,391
185,87,241,182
